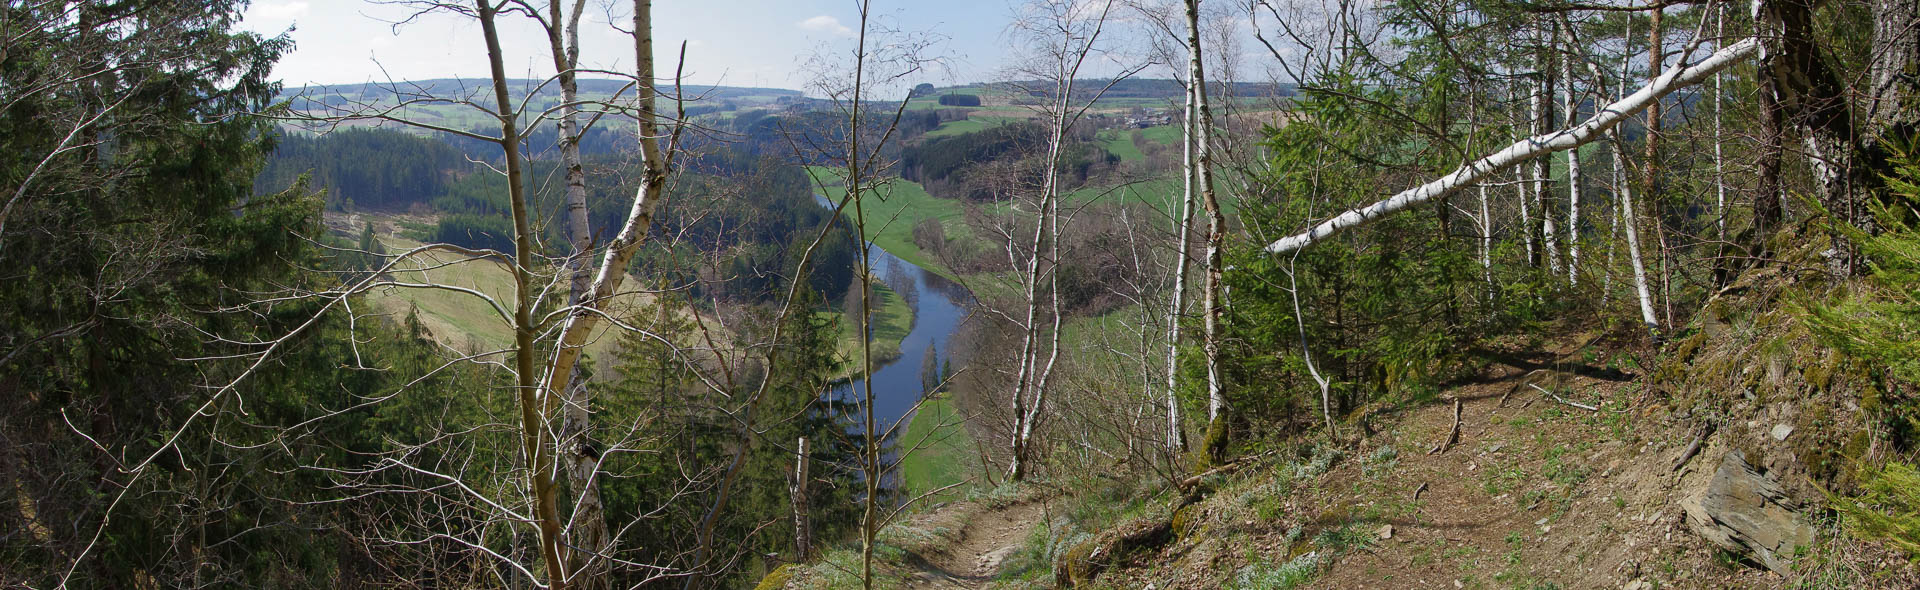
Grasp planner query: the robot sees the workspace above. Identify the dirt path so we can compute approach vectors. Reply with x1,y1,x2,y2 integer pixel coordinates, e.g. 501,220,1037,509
901,500,1048,589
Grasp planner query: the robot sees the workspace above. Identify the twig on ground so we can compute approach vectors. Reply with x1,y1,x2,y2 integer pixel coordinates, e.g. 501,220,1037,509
1530,383,1599,412
1671,422,1716,472
1430,397,1463,454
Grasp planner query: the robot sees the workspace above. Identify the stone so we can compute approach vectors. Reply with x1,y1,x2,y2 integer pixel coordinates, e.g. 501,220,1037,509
1377,524,1394,540
1680,451,1815,575
1771,423,1794,441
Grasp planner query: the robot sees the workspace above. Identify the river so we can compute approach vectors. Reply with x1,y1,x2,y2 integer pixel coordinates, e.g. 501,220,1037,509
813,194,974,434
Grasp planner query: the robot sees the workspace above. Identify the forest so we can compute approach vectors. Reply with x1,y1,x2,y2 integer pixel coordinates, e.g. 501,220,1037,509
3,0,1919,589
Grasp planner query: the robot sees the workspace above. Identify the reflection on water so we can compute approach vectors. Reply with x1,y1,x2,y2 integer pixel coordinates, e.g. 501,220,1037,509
828,240,973,432
812,194,974,433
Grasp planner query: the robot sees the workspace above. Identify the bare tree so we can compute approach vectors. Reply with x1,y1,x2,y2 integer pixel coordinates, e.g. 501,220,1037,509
791,5,947,586
995,0,1133,481
1261,35,1759,256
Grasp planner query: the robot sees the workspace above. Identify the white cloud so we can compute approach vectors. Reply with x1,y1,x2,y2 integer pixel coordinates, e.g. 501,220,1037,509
249,1,310,21
798,15,853,37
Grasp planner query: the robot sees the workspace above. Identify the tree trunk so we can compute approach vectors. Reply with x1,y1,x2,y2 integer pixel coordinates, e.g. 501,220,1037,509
1609,133,1661,334
477,2,567,588
1561,23,1582,286
540,0,672,427
1187,0,1229,464
1513,81,1536,266
1753,0,1877,271
543,1,609,586
1163,56,1197,455
1534,28,1561,275
1261,38,1758,255
790,437,812,562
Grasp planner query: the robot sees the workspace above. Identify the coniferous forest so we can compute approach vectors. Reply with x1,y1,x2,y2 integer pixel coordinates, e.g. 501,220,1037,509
4,1,1920,589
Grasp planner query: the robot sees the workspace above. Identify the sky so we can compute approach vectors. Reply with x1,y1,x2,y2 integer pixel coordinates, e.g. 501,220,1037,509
240,0,1030,92
238,1,1278,94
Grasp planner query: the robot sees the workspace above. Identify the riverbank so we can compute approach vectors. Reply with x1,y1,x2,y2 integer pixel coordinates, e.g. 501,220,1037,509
826,279,915,381
805,166,969,281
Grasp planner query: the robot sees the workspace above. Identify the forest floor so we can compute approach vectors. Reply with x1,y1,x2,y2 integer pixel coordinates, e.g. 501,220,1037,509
1071,331,1919,589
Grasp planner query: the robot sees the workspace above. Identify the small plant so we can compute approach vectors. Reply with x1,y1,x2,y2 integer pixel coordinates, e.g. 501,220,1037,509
1364,445,1400,477
1228,551,1321,590
1292,444,1345,480
1313,522,1375,554
1482,464,1528,496
1836,461,1920,558
1542,446,1590,487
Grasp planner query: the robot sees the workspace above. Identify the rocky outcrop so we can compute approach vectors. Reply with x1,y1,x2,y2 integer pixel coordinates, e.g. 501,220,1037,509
1680,451,1815,574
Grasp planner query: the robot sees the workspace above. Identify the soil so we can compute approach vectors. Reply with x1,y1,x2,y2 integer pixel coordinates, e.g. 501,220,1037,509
901,499,1049,589
1094,342,1853,589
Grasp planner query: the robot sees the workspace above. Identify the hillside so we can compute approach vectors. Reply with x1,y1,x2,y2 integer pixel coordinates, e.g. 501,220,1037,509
771,305,1920,589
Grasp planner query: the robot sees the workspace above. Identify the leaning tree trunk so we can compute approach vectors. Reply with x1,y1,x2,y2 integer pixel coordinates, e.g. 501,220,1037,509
1609,133,1661,334
1262,37,1758,255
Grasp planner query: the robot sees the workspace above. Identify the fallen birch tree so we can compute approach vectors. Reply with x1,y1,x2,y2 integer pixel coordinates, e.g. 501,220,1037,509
1263,36,1760,255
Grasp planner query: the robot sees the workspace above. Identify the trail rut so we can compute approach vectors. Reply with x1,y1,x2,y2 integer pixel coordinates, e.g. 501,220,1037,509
901,500,1047,589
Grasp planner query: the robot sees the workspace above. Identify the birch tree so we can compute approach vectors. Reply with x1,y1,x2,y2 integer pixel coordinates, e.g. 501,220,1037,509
1561,21,1584,286
1185,0,1231,462
538,0,614,583
999,0,1130,481
1261,36,1760,256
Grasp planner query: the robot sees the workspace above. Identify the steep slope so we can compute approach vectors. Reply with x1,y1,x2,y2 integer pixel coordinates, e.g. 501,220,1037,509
1058,319,1920,589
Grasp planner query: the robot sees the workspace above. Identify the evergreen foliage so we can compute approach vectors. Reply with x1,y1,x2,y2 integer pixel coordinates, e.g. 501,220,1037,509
254,128,467,210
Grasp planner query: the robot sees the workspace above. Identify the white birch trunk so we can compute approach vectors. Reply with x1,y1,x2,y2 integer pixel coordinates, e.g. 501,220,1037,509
1007,0,1114,480
1163,69,1197,454
1561,24,1582,286
1608,134,1661,333
539,0,672,424
1512,82,1535,264
1533,49,1561,274
1261,38,1759,255
544,2,609,585
1713,5,1727,241
1480,183,1494,296
1187,0,1226,436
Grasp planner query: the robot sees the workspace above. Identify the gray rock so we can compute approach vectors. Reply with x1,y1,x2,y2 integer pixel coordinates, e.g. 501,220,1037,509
1680,451,1815,574
1771,424,1794,441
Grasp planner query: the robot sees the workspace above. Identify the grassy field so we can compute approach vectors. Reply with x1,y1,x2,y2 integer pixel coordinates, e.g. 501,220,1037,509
923,114,1023,139
1094,128,1147,162
807,167,970,280
360,221,667,371
923,117,993,138
1095,125,1183,163
897,394,975,501
826,279,915,379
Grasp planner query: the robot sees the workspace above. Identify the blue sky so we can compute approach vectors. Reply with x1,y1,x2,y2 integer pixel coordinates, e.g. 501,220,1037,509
241,0,1037,91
